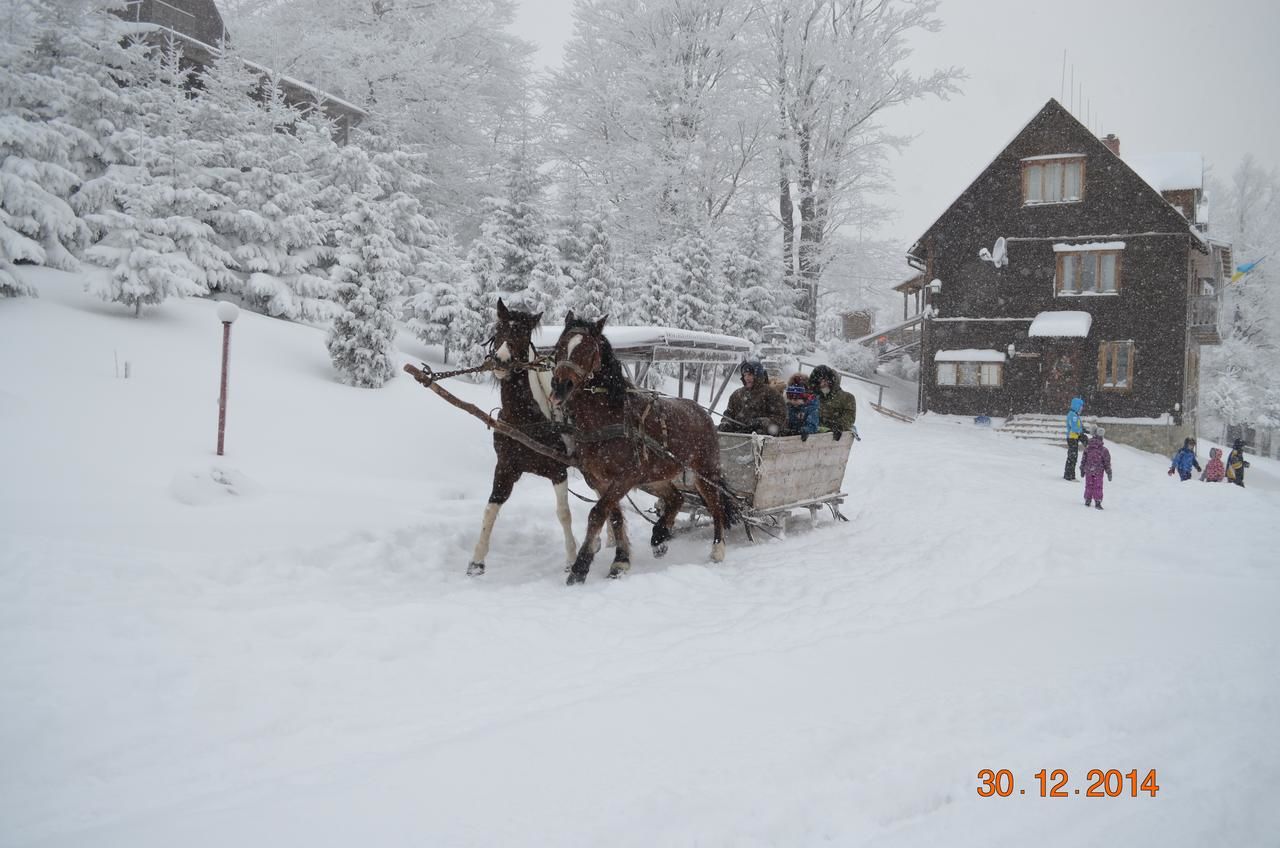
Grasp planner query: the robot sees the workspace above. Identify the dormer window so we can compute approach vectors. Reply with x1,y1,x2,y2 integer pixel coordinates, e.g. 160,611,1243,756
1022,155,1085,204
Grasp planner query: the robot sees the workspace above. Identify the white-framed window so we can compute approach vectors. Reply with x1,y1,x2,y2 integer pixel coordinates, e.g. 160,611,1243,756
1057,250,1122,295
936,361,1004,388
1098,340,1135,391
1023,156,1085,204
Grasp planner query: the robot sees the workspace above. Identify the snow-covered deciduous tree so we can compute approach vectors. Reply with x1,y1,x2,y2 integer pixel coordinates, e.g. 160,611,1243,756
759,0,960,338
222,0,534,217
1204,154,1280,431
546,0,767,267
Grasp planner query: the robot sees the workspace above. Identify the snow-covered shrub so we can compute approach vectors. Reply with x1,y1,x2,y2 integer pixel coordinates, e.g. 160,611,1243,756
882,352,920,382
825,339,878,378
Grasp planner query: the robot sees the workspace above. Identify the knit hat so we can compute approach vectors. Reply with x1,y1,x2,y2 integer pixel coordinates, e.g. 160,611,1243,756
785,384,809,400
1093,426,1105,438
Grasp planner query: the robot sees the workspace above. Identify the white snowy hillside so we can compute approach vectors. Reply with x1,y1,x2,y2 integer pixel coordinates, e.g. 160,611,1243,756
2,269,1279,847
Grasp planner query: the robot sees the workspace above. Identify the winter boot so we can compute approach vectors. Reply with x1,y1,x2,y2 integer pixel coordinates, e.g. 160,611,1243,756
1084,499,1092,506
1094,502,1103,510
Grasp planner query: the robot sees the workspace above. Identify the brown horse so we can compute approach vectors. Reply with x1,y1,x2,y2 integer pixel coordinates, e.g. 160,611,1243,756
549,312,736,585
467,300,622,576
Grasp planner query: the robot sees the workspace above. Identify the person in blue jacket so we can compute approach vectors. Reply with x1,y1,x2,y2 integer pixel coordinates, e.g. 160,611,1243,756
1167,437,1202,481
1064,396,1088,481
783,374,820,438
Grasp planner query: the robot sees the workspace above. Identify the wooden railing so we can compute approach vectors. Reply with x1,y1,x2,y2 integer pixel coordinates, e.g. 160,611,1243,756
1187,294,1222,344
1188,294,1219,328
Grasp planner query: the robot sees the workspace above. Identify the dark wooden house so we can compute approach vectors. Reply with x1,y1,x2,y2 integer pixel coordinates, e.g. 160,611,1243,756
120,0,368,143
906,99,1230,453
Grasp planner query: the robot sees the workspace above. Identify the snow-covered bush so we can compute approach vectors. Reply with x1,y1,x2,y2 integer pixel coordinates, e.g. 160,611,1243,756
824,339,878,378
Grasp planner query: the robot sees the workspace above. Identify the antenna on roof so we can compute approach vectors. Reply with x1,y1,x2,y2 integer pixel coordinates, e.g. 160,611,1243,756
1060,50,1067,103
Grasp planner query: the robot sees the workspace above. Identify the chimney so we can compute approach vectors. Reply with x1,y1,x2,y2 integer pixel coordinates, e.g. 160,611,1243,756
1102,134,1120,156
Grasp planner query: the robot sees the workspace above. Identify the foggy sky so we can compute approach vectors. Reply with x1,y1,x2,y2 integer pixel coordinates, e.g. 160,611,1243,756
513,0,1280,250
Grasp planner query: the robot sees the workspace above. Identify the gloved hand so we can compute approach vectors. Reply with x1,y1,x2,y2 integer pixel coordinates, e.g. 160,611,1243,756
1167,468,1174,476
1107,471,1113,482
832,429,843,441
800,432,809,442
753,417,773,434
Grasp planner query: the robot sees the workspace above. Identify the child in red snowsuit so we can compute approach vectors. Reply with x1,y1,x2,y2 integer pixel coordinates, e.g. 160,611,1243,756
1200,447,1226,482
1079,427,1113,509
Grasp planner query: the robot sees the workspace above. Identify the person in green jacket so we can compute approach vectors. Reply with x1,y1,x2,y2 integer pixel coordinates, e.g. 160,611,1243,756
807,365,856,440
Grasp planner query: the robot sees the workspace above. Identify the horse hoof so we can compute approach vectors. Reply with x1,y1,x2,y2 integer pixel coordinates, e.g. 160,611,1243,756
566,570,587,586
710,541,725,563
467,561,485,576
608,561,630,579
652,543,669,558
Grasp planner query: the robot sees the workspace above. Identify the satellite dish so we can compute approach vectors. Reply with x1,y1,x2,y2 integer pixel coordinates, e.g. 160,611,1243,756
992,237,1008,268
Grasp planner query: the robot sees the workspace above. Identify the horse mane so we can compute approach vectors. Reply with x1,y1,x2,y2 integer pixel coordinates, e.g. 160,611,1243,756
564,316,630,404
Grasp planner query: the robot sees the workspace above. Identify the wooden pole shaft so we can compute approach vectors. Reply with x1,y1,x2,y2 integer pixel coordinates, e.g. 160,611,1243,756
217,321,231,456
402,364,574,467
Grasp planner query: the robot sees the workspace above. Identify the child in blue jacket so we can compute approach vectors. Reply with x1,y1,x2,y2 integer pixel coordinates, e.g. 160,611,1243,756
784,374,820,438
1168,437,1202,481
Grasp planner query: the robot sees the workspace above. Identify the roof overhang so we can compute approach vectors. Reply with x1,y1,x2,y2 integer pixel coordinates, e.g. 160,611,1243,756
1029,311,1093,338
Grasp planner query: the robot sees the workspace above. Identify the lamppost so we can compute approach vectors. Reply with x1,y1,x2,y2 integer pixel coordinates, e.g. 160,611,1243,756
215,302,239,456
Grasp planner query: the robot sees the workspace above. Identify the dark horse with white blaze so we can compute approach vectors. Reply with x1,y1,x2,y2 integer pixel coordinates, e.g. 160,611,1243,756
549,312,736,585
468,300,622,576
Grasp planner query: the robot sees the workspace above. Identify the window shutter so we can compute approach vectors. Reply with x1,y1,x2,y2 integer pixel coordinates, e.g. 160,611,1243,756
1128,343,1137,389
1097,342,1108,387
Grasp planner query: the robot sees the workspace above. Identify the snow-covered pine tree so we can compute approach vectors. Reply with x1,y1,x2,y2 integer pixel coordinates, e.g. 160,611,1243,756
672,229,718,332
637,250,678,328
84,40,234,314
325,186,401,388
467,151,566,317
565,209,615,319
721,217,779,343
405,232,472,363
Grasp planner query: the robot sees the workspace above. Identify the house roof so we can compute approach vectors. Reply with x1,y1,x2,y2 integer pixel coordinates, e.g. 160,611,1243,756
892,273,925,294
1124,153,1204,192
907,99,1201,260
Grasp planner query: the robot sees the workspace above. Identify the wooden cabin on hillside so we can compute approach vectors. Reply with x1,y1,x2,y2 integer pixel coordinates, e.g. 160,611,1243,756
906,98,1230,454
119,0,368,143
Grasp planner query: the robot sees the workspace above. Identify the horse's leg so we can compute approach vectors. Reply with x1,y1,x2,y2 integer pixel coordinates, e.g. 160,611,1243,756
567,483,626,586
469,467,520,576
692,475,727,563
647,481,682,559
552,474,578,568
606,508,632,579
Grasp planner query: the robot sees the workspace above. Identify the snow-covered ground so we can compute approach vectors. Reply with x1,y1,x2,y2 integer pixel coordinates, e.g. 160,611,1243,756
3,269,1278,847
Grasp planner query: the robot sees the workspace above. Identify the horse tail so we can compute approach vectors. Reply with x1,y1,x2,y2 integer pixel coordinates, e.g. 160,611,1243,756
718,478,742,528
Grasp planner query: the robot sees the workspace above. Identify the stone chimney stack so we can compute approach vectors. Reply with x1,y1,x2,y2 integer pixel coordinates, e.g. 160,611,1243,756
1102,134,1120,156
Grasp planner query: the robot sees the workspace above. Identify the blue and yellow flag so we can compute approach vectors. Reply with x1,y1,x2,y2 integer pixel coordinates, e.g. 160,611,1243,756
1231,257,1267,283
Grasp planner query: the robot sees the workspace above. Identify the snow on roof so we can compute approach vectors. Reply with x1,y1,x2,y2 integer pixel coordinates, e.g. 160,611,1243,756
532,325,752,354
934,349,1006,363
1053,241,1126,253
1124,153,1203,192
1029,311,1093,338
1020,153,1086,162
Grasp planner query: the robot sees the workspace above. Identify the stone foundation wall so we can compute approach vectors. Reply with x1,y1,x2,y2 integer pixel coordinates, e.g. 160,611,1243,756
1098,421,1190,456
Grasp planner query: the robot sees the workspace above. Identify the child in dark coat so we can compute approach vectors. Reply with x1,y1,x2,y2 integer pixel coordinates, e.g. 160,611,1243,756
1168,437,1202,481
1080,427,1113,509
1226,438,1250,487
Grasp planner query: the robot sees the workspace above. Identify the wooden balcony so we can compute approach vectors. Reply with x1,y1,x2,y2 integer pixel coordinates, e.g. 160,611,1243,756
1188,294,1221,345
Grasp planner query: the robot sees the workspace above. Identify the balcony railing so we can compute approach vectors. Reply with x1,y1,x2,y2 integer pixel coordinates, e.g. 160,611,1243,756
1188,294,1221,344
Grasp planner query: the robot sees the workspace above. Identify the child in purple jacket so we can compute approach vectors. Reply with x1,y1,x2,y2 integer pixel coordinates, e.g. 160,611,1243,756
1079,427,1113,510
